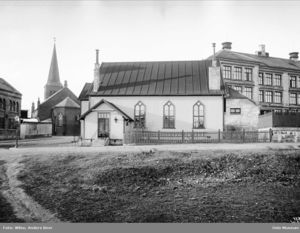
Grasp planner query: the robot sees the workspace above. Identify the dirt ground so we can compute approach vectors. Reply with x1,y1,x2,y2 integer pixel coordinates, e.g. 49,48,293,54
0,142,299,223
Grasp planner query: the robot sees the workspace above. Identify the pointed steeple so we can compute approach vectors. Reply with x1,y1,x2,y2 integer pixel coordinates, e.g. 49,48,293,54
44,39,63,100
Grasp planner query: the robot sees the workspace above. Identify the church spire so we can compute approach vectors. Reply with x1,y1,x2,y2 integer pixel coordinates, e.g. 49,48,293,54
44,39,63,100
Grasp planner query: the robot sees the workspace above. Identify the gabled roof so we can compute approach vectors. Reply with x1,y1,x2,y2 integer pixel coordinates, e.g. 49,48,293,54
54,97,80,108
80,99,133,121
213,49,300,71
226,87,257,105
0,78,22,95
37,87,79,121
79,59,224,100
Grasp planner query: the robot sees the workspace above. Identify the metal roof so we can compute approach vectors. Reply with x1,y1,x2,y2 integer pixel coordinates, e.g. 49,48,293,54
213,49,300,71
79,59,224,100
0,78,22,95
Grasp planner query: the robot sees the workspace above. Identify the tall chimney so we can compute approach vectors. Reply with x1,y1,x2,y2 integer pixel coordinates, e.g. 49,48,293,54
31,102,35,118
37,97,40,107
93,49,101,92
212,42,217,67
289,52,299,61
256,44,269,57
222,42,232,50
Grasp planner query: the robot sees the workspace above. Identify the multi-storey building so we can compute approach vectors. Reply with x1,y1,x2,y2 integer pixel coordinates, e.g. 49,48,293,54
213,42,300,114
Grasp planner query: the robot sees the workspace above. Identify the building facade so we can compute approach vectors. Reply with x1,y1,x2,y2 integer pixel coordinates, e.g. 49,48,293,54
79,55,225,143
0,78,22,139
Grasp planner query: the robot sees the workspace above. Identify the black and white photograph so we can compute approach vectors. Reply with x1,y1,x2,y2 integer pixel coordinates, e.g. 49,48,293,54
0,0,299,232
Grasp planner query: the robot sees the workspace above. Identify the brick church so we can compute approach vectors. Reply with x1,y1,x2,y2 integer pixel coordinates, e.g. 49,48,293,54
32,42,80,136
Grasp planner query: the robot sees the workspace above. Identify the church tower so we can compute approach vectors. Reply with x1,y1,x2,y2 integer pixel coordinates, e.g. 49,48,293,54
44,41,63,100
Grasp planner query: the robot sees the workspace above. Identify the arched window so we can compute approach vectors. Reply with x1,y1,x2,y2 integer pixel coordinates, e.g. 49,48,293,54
193,101,205,129
16,102,19,112
58,113,64,127
0,99,2,110
9,100,12,111
3,99,6,110
13,101,16,112
134,101,146,128
163,101,175,128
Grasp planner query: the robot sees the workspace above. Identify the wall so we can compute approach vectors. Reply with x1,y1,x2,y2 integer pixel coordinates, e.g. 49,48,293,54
20,122,52,139
52,107,80,136
259,127,300,142
225,98,259,130
89,96,224,132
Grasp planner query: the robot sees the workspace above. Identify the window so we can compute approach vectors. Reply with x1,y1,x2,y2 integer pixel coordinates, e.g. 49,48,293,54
223,66,232,79
290,76,296,88
13,102,16,112
259,72,264,85
58,113,64,127
0,99,2,110
233,67,242,80
264,73,272,86
274,92,282,104
3,99,6,110
233,86,242,93
193,101,205,129
273,74,282,87
259,90,264,102
230,108,241,114
289,93,297,105
297,77,300,88
265,91,273,103
244,87,253,99
244,68,252,81
163,101,175,129
298,94,300,105
134,101,146,128
0,118,4,129
9,100,12,111
16,102,19,112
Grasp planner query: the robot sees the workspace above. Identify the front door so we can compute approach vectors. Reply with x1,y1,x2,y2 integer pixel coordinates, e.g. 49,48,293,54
98,113,110,138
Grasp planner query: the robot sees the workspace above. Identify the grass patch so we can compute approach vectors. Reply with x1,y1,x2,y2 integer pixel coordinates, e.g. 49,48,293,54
17,150,300,222
0,160,24,222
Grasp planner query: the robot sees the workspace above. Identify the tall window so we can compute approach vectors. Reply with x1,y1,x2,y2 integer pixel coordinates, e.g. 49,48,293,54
223,66,232,79
193,101,204,129
244,87,253,99
0,118,4,129
298,94,300,105
273,74,282,87
264,73,272,86
58,113,64,127
16,102,19,112
163,101,175,129
290,76,297,88
265,91,273,103
0,99,2,110
233,86,242,93
297,77,300,88
9,100,12,111
134,101,146,128
233,67,242,80
290,93,297,105
259,72,264,85
3,99,6,110
244,68,252,81
274,92,282,104
259,90,264,102
13,102,16,112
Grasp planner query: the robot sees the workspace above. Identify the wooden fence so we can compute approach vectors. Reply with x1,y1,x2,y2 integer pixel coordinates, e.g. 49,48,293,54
124,129,272,145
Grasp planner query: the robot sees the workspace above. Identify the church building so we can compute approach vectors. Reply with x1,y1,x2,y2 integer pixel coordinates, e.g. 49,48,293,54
32,42,80,136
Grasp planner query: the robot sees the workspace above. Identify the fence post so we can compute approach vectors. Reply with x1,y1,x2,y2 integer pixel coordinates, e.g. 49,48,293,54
158,130,160,144
182,130,184,143
218,129,221,143
269,128,273,142
192,130,194,143
242,129,245,143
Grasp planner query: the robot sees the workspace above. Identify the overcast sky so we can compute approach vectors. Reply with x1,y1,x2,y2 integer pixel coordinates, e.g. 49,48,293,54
1,0,300,112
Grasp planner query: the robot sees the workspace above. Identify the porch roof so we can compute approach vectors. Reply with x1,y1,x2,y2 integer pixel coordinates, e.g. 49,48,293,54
80,99,133,121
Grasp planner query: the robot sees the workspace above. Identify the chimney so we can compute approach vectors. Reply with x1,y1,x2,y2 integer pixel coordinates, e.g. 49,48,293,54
222,42,232,50
212,43,217,67
289,52,299,61
31,102,35,118
256,44,269,57
64,80,68,88
93,49,101,92
209,62,221,91
37,98,40,108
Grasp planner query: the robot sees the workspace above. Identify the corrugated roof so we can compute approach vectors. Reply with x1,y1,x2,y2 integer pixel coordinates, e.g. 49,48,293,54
79,83,93,100
54,97,80,108
37,87,79,121
213,49,300,71
0,78,22,95
82,60,224,98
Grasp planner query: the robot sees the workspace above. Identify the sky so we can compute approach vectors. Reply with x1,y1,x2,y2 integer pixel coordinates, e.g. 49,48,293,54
1,0,300,112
